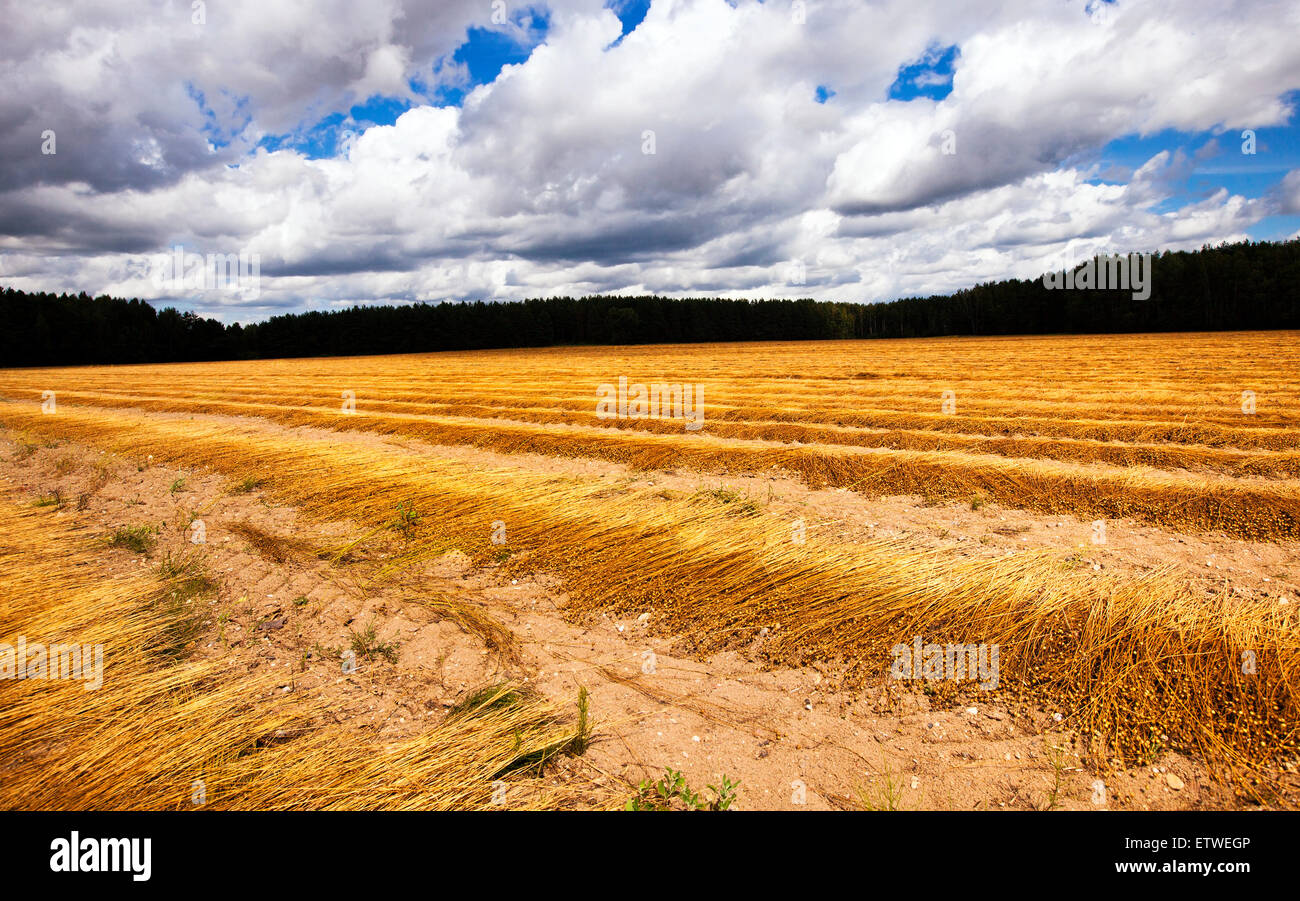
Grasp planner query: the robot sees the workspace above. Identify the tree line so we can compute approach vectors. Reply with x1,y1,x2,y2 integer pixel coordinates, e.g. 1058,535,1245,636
2,238,1297,367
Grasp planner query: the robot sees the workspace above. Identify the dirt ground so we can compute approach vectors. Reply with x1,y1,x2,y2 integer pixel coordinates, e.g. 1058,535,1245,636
4,416,1293,810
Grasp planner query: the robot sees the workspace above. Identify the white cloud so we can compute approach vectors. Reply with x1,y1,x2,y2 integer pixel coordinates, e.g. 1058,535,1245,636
1277,169,1300,214
1,0,1298,321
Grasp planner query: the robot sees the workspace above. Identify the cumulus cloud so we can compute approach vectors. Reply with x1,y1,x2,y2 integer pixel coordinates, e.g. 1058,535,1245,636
1276,169,1300,215
0,0,1298,321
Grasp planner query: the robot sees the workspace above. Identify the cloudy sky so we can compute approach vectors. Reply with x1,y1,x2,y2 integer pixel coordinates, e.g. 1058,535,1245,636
2,0,1299,322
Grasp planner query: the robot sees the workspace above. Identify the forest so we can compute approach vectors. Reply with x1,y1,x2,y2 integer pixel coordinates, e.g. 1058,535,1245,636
1,239,1297,366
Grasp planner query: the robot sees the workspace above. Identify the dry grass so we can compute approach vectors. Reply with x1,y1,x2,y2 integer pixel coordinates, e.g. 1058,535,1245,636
11,393,1298,537
0,498,600,810
2,398,1296,795
227,520,319,564
4,331,1296,537
1,331,1297,802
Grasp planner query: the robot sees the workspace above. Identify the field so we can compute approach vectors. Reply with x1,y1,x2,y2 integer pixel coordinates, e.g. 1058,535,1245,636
1,330,1298,810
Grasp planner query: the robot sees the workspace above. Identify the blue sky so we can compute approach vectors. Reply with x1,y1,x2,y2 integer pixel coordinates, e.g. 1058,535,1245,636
1083,116,1300,240
257,8,555,159
887,44,959,102
608,0,652,42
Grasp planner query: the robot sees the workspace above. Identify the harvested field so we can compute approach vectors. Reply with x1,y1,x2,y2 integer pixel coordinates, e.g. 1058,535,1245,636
0,497,601,810
1,331,1297,810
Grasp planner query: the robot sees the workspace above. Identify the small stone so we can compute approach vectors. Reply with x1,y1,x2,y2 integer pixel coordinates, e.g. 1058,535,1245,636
1166,773,1185,791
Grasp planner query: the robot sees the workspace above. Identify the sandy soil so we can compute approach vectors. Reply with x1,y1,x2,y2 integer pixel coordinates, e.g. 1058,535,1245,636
5,416,1290,810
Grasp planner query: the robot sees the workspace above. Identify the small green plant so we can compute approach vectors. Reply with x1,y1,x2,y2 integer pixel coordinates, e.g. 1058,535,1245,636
626,767,740,811
229,475,264,494
32,489,64,509
348,619,399,665
857,763,905,811
389,500,421,539
150,551,217,660
293,595,309,607
449,682,531,717
690,486,761,517
309,641,342,662
970,493,986,511
1043,739,1069,810
708,774,740,811
169,478,187,495
569,685,592,756
109,524,156,554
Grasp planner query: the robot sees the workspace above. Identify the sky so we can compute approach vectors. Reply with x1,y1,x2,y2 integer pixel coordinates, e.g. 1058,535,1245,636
2,0,1299,323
